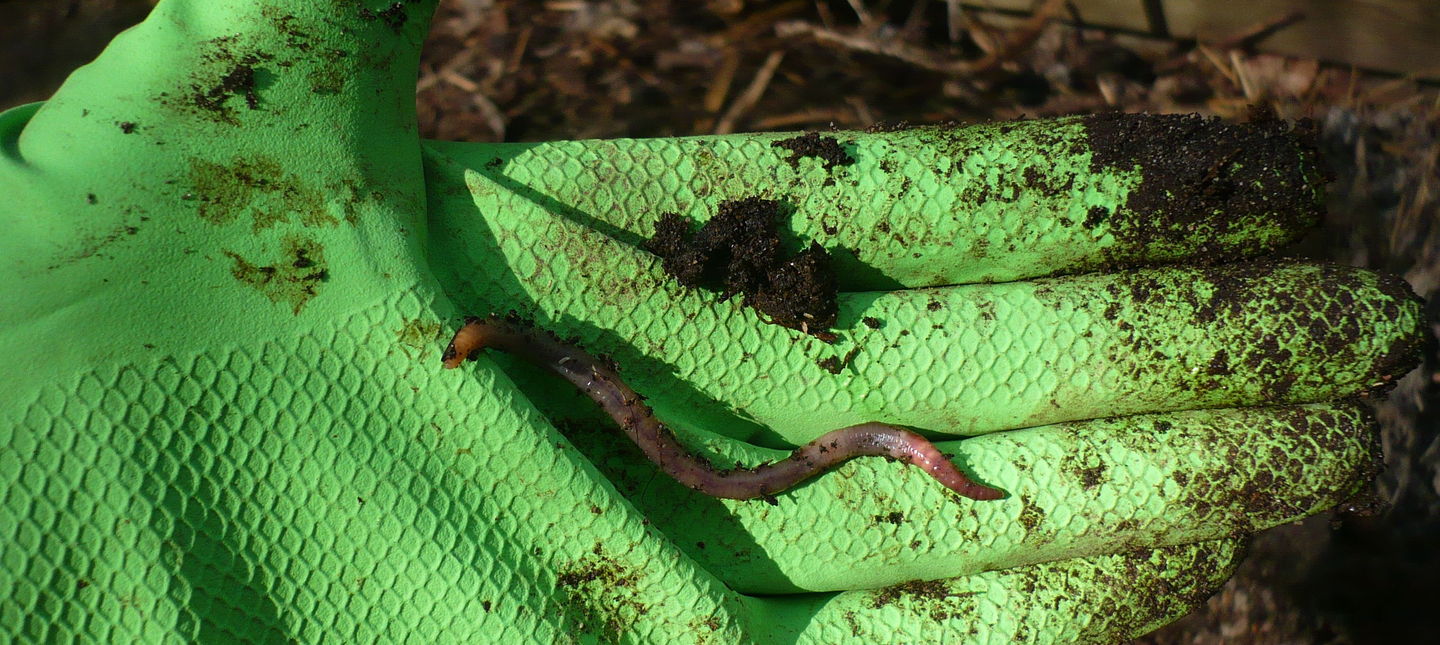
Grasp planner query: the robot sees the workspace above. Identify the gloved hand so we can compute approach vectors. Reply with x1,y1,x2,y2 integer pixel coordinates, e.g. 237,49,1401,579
0,1,1422,643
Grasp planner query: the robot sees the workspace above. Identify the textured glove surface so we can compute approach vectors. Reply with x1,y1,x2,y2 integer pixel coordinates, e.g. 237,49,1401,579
0,1,1422,643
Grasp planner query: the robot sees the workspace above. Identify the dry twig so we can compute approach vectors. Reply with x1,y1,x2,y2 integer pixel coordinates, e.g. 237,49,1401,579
714,51,785,134
776,0,1065,76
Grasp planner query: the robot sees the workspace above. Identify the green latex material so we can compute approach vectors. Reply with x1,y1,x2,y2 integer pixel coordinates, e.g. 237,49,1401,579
0,1,1423,643
432,121,1315,290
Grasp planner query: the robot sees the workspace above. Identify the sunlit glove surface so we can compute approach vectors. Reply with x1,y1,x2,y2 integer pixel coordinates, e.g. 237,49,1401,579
0,1,1422,643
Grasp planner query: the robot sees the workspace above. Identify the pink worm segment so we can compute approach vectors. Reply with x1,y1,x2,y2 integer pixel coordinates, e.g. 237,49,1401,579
443,316,1004,501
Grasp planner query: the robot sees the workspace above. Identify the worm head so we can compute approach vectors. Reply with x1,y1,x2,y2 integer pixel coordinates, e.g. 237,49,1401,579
442,317,486,369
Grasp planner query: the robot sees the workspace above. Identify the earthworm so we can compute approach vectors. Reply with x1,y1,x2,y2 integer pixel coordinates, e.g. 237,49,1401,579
443,315,1004,501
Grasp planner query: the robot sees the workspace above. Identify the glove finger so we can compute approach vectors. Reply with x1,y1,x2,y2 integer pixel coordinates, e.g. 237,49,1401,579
426,162,1420,445
821,261,1419,440
424,111,1321,290
531,401,1373,594
780,539,1246,644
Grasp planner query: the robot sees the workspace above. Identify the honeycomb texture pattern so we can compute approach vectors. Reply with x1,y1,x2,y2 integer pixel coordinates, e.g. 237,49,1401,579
425,148,1422,446
425,116,1308,289
2,5,1398,642
0,282,1273,644
1,290,753,644
542,403,1375,593
798,539,1246,644
4,174,1387,643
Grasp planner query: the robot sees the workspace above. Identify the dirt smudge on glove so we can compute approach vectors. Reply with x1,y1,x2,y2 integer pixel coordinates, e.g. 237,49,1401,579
555,544,648,643
222,235,328,314
771,131,855,170
1085,107,1327,266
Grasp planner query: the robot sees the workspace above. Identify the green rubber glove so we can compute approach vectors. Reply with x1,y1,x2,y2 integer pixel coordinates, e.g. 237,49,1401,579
0,1,1422,643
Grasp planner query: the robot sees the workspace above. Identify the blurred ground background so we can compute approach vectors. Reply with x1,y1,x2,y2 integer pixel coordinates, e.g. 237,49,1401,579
3,1,1437,642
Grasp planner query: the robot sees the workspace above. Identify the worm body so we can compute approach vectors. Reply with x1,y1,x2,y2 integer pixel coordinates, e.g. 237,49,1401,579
443,315,1003,501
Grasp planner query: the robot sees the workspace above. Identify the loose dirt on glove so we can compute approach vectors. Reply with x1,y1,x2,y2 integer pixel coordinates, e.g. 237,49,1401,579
645,196,840,339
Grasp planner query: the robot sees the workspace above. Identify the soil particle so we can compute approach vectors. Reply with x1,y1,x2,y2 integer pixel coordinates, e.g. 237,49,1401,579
1105,260,1423,402
192,57,261,119
645,197,839,337
1206,349,1232,376
750,243,838,334
862,316,882,329
770,131,855,170
186,155,337,230
1190,260,1290,325
117,121,137,133
395,318,442,356
359,1,420,32
222,236,328,314
1085,108,1324,264
1083,205,1109,228
870,578,964,608
555,547,648,644
869,578,978,622
292,247,315,268
873,511,905,525
815,346,861,375
1017,499,1044,531
647,198,780,295
864,120,914,133
161,36,274,126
